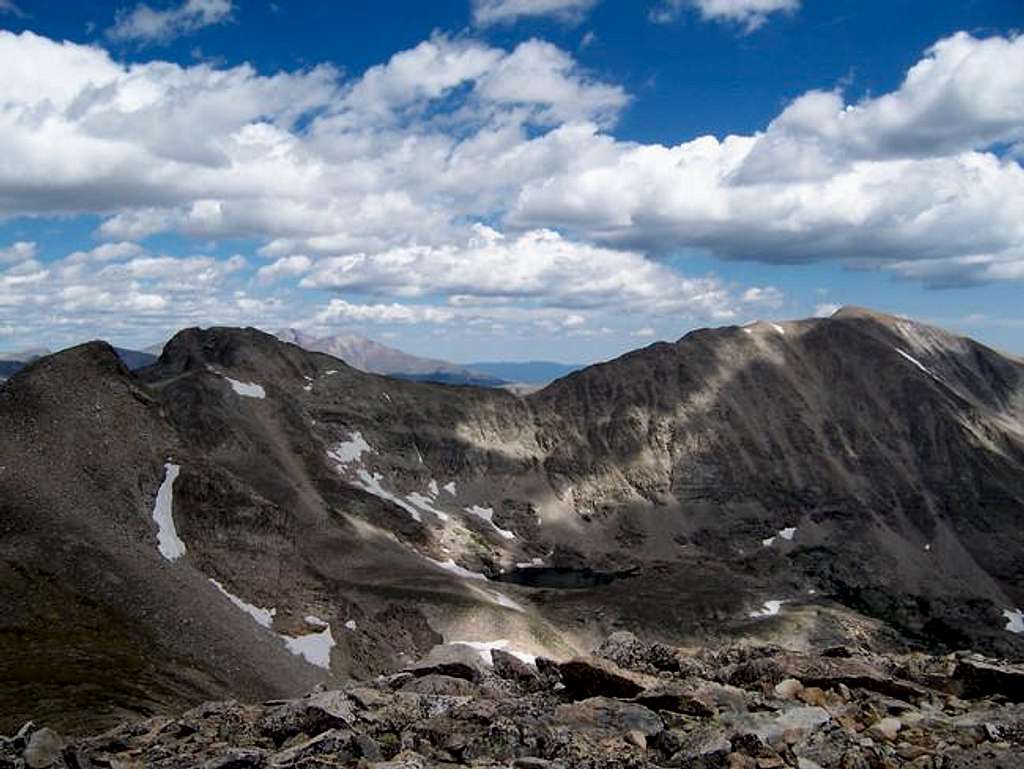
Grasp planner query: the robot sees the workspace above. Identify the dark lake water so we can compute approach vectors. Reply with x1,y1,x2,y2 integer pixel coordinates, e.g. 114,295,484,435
492,566,638,589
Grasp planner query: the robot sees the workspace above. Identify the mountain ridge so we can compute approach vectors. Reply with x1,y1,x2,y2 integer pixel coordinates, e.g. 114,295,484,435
2,307,1022,736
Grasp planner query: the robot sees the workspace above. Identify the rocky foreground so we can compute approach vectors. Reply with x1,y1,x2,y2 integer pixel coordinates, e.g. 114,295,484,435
5,634,1024,769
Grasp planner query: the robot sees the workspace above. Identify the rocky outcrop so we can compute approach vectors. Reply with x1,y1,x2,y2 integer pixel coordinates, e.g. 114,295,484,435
5,634,1024,769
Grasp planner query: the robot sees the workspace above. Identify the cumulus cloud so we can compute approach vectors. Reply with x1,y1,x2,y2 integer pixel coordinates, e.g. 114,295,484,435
108,0,233,45
315,299,455,325
256,254,312,284
0,241,36,264
0,242,275,351
0,27,1023,354
473,0,599,26
650,0,798,31
300,225,766,319
737,33,1024,180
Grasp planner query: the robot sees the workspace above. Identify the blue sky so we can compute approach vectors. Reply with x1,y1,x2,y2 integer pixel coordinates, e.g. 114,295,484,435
0,0,1022,362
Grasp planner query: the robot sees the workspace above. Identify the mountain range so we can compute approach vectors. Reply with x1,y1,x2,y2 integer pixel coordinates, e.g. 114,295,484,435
1,306,1022,737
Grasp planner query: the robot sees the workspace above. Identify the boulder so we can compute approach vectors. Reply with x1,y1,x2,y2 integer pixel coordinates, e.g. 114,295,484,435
553,697,663,737
258,691,356,743
23,728,64,769
556,657,650,700
401,674,479,696
634,683,716,717
269,729,356,766
403,645,487,683
492,649,542,690
954,657,1024,701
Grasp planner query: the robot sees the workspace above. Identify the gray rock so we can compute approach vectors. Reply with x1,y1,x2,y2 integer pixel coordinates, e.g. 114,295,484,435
269,729,355,767
259,691,356,743
553,696,663,737
203,749,267,769
491,648,542,690
24,727,64,769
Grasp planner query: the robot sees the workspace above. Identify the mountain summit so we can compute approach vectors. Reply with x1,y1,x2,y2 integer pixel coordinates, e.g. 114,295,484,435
275,328,505,386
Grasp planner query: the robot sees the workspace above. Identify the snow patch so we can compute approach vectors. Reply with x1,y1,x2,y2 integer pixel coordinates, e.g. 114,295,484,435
407,492,449,521
427,557,488,581
771,323,786,336
516,557,546,568
344,619,358,631
489,590,525,613
449,639,537,666
355,470,423,522
282,621,335,669
443,481,457,496
328,431,373,465
206,581,334,669
763,527,797,547
428,479,439,497
1004,608,1024,634
151,463,185,561
465,505,515,540
209,579,276,628
225,377,266,399
894,348,940,380
750,600,785,619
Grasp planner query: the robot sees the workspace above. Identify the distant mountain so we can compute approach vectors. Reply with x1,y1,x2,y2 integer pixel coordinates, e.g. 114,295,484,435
464,360,582,384
275,329,506,386
113,347,158,370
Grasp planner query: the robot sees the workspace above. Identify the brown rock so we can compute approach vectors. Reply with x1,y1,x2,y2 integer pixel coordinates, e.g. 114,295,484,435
635,683,716,717
556,657,650,700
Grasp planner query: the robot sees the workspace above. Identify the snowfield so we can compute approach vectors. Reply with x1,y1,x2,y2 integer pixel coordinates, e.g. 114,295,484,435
1004,608,1024,634
151,463,186,561
427,557,489,580
354,470,423,522
209,578,276,628
750,600,785,619
328,431,374,465
465,504,515,539
283,617,335,670
225,377,266,399
894,348,941,380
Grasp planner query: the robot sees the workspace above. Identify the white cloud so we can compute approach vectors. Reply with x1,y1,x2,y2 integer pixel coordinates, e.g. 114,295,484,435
108,0,233,45
256,254,312,284
315,299,455,325
650,0,798,30
0,27,1023,355
473,0,599,26
737,33,1024,180
301,225,760,319
0,243,279,351
0,242,36,264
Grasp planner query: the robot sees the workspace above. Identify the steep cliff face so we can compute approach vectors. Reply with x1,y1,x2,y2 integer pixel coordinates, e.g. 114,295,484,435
2,309,1022,734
